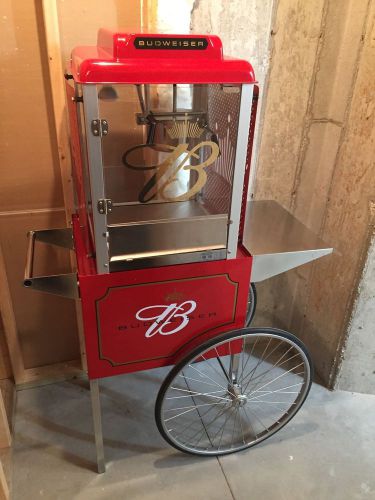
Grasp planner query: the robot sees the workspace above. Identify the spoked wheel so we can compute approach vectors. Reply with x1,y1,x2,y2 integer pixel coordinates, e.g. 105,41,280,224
155,327,312,456
245,283,257,326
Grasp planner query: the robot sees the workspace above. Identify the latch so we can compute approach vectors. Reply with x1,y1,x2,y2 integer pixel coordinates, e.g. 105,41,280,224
91,119,109,137
97,199,113,215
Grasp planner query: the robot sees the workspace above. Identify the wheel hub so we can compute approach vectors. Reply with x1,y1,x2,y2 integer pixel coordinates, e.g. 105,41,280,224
229,384,248,407
235,394,248,407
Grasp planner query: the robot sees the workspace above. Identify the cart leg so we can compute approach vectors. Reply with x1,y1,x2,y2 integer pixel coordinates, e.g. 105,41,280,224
90,379,106,474
229,354,241,384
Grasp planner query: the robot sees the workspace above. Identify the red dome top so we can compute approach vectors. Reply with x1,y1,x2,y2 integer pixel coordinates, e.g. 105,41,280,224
69,29,256,84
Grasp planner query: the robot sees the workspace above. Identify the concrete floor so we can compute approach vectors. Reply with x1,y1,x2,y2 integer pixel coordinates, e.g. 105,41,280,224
12,369,375,500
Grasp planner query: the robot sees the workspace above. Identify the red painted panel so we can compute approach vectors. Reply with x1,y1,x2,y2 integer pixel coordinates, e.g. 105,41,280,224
74,219,252,379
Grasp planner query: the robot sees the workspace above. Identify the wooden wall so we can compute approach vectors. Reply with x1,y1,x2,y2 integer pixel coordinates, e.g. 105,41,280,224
0,0,146,380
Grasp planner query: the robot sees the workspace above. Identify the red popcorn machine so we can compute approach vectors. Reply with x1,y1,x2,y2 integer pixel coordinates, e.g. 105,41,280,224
24,31,332,473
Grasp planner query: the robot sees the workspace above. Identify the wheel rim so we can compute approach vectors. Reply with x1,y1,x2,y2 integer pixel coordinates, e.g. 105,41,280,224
157,330,311,455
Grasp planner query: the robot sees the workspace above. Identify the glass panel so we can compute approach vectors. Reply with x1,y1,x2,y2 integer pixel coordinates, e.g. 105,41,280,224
97,83,242,265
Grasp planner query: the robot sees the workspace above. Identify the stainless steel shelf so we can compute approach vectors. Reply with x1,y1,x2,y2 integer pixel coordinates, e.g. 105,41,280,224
107,200,222,226
107,199,229,269
242,200,333,282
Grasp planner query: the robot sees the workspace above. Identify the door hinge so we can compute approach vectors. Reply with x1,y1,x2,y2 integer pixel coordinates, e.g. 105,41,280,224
97,199,113,215
91,119,109,137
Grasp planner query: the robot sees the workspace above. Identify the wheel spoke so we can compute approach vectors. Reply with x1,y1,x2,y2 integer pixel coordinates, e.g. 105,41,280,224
169,400,223,438
214,353,232,384
181,405,232,446
240,339,283,388
168,387,230,402
164,401,227,422
243,351,298,388
241,405,258,439
165,400,228,413
178,374,222,389
217,408,236,450
243,349,299,394
239,336,262,383
230,406,239,448
244,405,269,432
250,400,297,405
188,363,233,395
238,407,246,444
247,363,305,398
249,382,303,397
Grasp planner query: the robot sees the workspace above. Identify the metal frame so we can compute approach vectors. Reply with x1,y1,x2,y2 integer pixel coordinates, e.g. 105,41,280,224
90,380,105,473
82,84,109,274
81,83,254,269
227,84,254,259
75,82,95,241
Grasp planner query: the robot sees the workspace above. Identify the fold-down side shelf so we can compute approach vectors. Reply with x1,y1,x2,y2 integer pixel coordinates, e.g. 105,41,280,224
242,200,333,282
23,228,79,299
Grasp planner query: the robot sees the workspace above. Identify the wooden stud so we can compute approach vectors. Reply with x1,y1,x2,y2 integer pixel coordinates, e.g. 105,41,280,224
18,359,83,390
40,0,87,373
0,388,11,450
0,246,25,385
0,461,9,500
40,0,74,217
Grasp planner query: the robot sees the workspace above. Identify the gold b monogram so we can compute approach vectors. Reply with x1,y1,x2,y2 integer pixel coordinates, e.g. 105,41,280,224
122,140,220,203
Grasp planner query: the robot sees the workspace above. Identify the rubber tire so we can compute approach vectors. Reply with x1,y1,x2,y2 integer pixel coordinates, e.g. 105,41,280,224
245,283,257,326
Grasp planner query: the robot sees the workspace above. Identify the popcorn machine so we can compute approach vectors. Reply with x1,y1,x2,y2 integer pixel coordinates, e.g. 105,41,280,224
24,31,332,472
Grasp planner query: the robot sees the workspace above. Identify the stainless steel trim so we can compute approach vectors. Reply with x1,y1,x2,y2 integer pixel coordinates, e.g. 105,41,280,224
108,200,219,225
24,273,79,299
108,215,224,227
136,111,205,124
243,200,333,282
32,228,74,249
83,84,109,274
227,84,254,259
110,244,226,262
90,379,106,474
23,229,78,299
251,249,332,282
109,248,226,272
108,213,227,264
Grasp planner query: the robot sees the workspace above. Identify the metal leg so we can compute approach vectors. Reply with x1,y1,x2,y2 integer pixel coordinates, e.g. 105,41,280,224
90,379,106,474
229,353,241,384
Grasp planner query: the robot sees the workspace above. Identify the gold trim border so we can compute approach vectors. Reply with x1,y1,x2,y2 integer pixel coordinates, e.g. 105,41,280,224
95,273,239,367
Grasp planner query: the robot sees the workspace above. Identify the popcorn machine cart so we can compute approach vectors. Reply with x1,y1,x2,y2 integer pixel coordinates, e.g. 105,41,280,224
24,31,332,473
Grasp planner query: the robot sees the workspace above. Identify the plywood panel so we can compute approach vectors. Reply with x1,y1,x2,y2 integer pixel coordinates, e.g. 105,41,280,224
0,246,24,381
0,0,64,212
0,389,11,449
57,0,143,65
0,210,79,369
0,332,11,381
